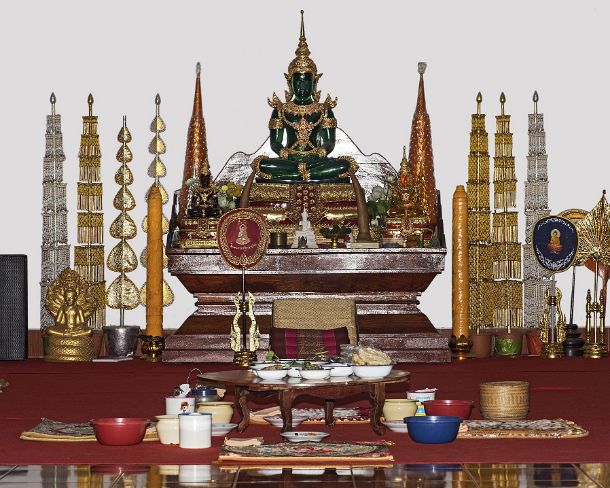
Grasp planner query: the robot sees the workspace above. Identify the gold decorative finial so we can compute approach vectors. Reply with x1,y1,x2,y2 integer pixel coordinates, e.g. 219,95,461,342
402,145,407,160
50,92,56,116
196,62,201,76
88,93,94,116
286,10,317,78
155,93,161,105
476,92,482,114
533,90,539,114
500,92,506,115
418,62,427,75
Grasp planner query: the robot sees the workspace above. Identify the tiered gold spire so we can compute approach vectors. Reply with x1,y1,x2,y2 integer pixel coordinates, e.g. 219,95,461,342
466,93,494,331
140,94,174,307
407,62,438,228
491,93,523,330
106,117,139,323
74,94,105,328
178,62,210,222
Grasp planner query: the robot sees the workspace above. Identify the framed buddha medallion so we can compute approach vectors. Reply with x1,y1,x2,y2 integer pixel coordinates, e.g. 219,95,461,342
532,215,578,273
217,208,270,269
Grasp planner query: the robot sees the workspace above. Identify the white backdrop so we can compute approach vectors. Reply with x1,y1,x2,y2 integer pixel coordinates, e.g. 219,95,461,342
2,0,608,331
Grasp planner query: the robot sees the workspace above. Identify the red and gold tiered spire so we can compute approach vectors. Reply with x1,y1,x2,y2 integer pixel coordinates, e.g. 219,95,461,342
178,62,211,222
407,62,438,228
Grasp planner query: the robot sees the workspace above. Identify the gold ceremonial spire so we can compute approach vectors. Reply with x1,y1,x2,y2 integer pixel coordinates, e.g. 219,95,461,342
476,92,482,115
407,61,438,227
88,93,94,116
287,10,318,78
500,92,506,115
178,62,210,221
533,90,539,115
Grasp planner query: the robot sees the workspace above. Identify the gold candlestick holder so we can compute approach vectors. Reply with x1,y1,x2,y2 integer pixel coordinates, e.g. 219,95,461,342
539,288,566,359
583,288,607,358
141,335,165,362
449,334,472,360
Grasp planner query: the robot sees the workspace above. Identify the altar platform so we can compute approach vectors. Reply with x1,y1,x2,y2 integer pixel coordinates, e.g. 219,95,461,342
164,246,450,363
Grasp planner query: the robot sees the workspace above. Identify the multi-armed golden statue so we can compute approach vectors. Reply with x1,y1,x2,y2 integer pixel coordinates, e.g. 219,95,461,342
44,268,96,361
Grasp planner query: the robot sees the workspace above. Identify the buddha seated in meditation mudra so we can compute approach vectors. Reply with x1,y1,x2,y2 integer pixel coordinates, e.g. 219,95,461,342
239,11,373,242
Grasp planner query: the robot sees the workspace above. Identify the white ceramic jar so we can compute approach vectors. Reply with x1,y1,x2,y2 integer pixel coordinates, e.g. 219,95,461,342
179,413,212,449
165,396,195,415
155,415,179,445
195,401,234,424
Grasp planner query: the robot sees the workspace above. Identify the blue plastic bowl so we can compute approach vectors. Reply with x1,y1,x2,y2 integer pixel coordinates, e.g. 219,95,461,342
404,416,462,444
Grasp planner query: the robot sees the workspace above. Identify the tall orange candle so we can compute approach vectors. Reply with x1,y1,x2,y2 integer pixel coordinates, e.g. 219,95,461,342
146,185,163,337
452,185,470,339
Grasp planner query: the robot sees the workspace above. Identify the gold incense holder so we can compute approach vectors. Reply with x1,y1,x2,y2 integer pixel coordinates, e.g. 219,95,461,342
233,350,256,367
583,288,607,359
449,334,472,360
141,335,165,362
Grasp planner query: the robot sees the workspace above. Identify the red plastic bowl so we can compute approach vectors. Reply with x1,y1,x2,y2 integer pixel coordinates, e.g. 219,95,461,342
423,400,474,419
91,418,148,446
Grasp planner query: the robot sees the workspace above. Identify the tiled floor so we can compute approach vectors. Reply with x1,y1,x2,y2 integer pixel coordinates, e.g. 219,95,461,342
0,464,608,487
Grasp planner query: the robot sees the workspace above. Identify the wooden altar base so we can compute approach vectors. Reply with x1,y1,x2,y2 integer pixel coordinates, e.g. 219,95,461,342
165,247,450,363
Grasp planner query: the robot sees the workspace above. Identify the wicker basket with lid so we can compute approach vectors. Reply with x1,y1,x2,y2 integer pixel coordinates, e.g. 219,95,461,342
479,381,529,420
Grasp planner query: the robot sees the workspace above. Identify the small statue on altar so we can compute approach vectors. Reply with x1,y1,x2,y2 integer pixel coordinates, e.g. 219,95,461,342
291,207,318,248
44,268,96,361
250,11,357,184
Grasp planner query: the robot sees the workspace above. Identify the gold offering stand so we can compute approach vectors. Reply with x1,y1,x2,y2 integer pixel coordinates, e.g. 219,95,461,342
576,192,610,358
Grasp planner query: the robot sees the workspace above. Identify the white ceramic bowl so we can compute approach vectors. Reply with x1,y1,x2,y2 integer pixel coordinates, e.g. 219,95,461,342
327,364,353,377
352,364,394,379
299,369,331,380
287,367,302,378
280,431,330,443
263,415,307,428
211,423,238,436
383,420,410,433
254,368,289,380
251,361,277,371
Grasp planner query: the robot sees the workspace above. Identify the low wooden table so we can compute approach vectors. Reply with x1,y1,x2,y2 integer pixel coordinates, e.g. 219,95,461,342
198,370,410,435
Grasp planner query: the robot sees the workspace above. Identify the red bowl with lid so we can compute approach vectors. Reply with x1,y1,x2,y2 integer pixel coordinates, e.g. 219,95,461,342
423,400,474,419
91,417,149,446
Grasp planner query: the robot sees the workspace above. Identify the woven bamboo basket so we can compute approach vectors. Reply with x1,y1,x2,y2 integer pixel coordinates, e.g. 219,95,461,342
479,381,529,420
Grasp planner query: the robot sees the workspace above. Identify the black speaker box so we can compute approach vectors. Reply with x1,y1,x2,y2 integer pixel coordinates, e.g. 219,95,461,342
0,255,28,360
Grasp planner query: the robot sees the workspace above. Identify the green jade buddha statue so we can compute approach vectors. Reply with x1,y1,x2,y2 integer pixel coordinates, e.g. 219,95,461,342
250,10,357,184
240,11,374,243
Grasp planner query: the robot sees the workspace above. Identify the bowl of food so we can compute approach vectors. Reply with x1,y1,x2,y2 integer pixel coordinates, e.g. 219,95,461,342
323,363,354,377
254,365,289,380
91,417,149,446
352,364,394,379
299,368,331,380
251,361,278,371
423,400,474,419
280,431,330,443
404,416,462,444
211,423,238,436
382,420,410,433
263,415,307,428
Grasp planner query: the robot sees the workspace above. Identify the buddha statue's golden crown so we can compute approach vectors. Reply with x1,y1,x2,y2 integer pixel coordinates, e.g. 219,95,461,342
286,10,319,79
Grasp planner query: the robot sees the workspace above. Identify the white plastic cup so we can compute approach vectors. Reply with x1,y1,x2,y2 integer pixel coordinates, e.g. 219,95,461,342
165,396,195,415
179,413,212,449
179,465,212,484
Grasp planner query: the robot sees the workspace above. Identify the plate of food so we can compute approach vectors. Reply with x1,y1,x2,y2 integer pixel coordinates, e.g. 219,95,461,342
280,431,330,443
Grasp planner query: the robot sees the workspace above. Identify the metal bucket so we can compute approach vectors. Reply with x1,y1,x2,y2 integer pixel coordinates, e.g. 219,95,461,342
102,325,140,358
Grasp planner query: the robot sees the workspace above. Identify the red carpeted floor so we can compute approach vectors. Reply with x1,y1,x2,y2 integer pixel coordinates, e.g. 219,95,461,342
0,357,608,465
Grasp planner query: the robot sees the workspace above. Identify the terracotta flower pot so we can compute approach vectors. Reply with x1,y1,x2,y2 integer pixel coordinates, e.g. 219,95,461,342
470,332,493,358
525,329,542,356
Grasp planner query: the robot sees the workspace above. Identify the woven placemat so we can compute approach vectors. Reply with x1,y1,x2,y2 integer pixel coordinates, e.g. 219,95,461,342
218,441,393,464
20,418,159,442
458,419,588,439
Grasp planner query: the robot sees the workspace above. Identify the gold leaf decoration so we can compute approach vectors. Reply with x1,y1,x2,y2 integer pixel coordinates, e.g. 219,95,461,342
106,275,140,310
